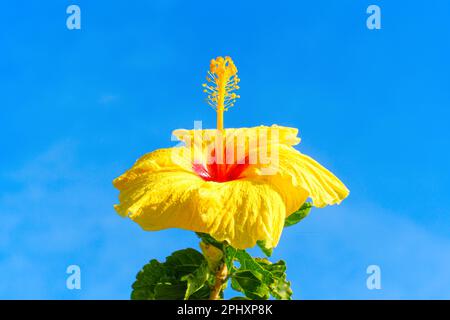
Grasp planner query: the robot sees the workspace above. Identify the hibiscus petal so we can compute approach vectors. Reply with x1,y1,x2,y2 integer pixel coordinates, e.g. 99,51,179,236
193,179,287,249
250,144,349,209
113,147,192,189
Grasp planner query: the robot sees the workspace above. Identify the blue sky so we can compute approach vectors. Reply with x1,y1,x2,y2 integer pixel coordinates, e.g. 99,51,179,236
1,1,449,299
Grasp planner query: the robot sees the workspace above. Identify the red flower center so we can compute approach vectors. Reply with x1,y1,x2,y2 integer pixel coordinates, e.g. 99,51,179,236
192,147,250,182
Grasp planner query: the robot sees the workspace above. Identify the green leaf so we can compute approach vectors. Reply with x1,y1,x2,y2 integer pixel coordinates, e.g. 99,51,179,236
235,250,272,283
181,261,210,299
188,284,212,300
224,245,237,271
166,248,206,277
154,282,187,300
256,240,273,257
256,258,292,300
131,259,169,300
284,202,312,227
230,250,293,300
231,270,270,300
131,248,211,300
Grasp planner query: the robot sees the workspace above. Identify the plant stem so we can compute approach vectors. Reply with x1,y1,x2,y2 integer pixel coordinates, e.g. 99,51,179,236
209,262,228,300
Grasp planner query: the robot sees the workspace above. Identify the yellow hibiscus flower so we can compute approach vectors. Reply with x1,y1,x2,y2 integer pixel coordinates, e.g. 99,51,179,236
113,56,349,249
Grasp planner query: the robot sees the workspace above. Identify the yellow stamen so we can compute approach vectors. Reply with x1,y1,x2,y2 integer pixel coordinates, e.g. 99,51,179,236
203,56,240,130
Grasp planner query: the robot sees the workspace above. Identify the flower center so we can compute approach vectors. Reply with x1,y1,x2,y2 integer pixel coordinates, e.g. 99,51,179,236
192,147,250,183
